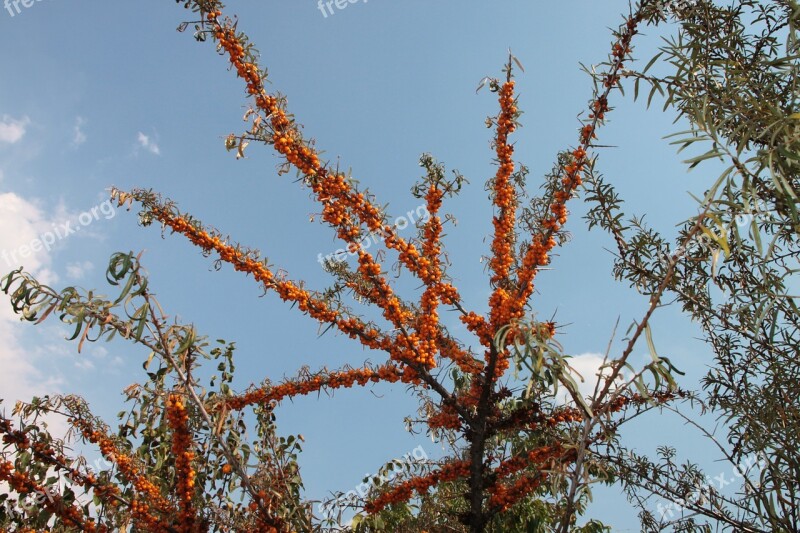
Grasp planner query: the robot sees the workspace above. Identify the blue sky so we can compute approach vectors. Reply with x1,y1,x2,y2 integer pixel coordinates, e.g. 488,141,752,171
0,1,740,529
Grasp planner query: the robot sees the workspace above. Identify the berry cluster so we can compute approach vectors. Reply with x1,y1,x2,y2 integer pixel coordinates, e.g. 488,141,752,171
166,393,199,531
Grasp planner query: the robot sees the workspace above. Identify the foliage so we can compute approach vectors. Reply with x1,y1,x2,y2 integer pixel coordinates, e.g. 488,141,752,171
586,0,800,531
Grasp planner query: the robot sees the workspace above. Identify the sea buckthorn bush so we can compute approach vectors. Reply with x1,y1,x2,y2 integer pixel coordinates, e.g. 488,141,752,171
3,0,799,532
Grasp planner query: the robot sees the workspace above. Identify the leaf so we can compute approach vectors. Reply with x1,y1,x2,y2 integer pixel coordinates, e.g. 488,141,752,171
644,323,659,363
34,303,56,325
633,377,651,399
641,51,664,74
659,356,685,376
113,270,137,305
512,54,525,73
711,248,722,278
647,82,663,109
175,328,196,354
575,394,594,419
225,134,237,151
77,322,91,353
475,76,492,93
682,148,725,168
143,351,155,371
236,140,249,160
66,319,83,342
657,363,678,390
132,304,148,341
699,222,730,259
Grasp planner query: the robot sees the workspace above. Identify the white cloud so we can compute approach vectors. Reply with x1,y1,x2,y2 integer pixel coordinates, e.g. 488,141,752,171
554,352,627,406
0,115,30,144
72,116,87,147
74,358,95,371
0,193,62,411
65,260,93,280
0,318,69,440
0,192,117,440
0,192,56,275
73,346,113,371
136,131,160,155
90,346,108,359
0,318,64,406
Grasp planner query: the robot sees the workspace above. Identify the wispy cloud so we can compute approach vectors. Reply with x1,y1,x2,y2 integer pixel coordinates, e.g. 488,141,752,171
66,260,94,280
0,115,31,144
72,116,87,147
137,131,160,155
